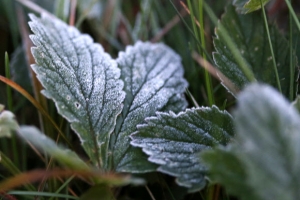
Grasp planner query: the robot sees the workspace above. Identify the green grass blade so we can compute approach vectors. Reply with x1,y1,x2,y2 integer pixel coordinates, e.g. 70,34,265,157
284,0,300,33
260,0,281,93
199,0,214,106
169,0,213,64
0,151,36,191
49,176,75,200
4,53,20,169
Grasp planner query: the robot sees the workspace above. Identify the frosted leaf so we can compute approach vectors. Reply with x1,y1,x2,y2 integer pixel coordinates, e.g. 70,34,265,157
213,5,298,97
113,41,188,172
131,106,234,192
203,83,300,200
29,14,125,168
0,105,19,138
19,126,89,170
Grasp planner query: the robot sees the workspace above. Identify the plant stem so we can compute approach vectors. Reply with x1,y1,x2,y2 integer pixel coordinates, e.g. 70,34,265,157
260,0,282,93
199,0,214,106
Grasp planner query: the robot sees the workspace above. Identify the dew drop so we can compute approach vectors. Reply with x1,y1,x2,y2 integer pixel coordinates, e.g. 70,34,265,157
66,95,71,100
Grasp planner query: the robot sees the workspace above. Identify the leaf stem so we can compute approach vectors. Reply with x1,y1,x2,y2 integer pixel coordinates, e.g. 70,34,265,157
203,2,256,82
260,0,282,93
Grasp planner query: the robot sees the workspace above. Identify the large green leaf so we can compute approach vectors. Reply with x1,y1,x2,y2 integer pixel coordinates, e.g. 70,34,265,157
0,105,19,138
233,0,271,13
213,5,298,98
19,126,89,170
203,83,300,200
113,42,188,172
131,106,234,191
29,14,125,169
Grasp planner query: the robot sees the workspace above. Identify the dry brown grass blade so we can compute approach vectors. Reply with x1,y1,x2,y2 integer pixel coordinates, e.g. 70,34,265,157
179,1,208,37
69,0,77,26
150,8,186,43
192,52,240,96
0,168,130,192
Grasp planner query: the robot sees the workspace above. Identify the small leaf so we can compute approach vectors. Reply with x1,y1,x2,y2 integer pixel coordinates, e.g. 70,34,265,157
204,83,300,200
19,126,89,170
213,5,298,97
131,106,234,192
233,0,270,13
113,41,188,172
28,14,125,168
0,105,19,138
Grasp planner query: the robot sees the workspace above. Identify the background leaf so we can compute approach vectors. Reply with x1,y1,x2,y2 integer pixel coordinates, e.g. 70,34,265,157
233,0,271,13
203,83,300,200
29,14,125,169
201,147,257,200
131,106,234,192
18,126,89,170
0,104,19,138
213,5,298,98
113,41,188,172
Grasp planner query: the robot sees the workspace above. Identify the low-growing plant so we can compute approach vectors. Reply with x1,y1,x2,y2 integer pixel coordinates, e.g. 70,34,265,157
1,0,300,199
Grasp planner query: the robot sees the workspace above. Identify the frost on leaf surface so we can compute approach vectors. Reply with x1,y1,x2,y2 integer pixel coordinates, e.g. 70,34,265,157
131,106,234,192
113,41,188,172
233,0,270,13
213,5,297,97
203,84,300,200
232,84,300,200
28,14,125,168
